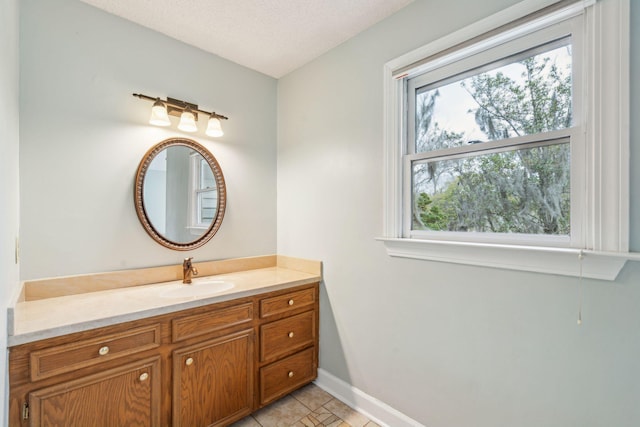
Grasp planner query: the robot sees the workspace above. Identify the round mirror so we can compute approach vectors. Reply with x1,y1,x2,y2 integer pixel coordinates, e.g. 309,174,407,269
134,138,226,250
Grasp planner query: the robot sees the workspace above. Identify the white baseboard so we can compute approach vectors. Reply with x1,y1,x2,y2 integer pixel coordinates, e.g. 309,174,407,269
313,368,425,427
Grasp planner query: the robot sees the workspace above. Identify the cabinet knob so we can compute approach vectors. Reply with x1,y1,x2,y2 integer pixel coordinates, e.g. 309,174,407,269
139,372,149,382
185,357,194,366
288,371,294,378
288,331,294,338
288,299,294,306
98,346,109,356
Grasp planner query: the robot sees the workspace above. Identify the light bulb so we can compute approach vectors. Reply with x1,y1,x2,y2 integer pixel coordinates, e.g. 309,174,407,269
149,99,170,126
178,108,198,132
206,115,224,137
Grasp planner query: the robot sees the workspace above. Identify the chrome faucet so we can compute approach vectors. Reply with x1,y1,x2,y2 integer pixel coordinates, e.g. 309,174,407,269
182,257,198,284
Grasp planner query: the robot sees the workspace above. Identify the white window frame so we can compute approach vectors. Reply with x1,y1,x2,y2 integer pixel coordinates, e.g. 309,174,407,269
379,0,631,280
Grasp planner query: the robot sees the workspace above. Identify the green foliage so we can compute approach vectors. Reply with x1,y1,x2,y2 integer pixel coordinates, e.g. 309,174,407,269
414,193,447,230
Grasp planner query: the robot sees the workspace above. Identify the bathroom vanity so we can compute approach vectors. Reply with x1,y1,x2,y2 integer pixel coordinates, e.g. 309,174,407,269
7,255,320,427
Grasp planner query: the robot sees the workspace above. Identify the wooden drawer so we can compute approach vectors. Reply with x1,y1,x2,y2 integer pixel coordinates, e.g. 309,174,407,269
259,347,316,406
260,287,316,319
260,311,315,362
172,302,253,342
30,324,161,381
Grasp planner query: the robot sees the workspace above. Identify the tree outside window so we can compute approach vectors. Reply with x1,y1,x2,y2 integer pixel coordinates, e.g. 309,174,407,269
411,41,572,236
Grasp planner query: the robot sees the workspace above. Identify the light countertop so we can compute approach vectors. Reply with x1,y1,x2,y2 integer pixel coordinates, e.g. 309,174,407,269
8,255,321,346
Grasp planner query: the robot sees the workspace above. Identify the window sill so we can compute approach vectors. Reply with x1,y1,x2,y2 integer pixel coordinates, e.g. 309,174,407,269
376,238,637,281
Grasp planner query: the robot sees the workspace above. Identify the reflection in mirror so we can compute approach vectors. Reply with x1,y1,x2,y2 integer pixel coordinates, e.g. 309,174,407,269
135,138,226,250
144,147,217,243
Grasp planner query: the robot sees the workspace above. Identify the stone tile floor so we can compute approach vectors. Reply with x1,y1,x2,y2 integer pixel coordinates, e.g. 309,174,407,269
230,383,381,427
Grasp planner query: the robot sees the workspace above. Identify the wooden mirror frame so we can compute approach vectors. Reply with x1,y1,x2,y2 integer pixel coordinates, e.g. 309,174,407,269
134,138,226,251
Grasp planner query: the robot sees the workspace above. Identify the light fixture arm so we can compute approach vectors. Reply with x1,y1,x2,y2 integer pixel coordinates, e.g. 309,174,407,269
132,93,229,120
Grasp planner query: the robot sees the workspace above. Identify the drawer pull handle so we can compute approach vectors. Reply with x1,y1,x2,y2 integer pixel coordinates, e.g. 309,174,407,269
288,371,294,378
288,299,294,306
288,331,294,338
139,372,149,382
185,357,194,366
98,346,109,356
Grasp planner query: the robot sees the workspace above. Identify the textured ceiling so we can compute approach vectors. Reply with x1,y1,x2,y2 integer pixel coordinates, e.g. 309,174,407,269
79,0,414,78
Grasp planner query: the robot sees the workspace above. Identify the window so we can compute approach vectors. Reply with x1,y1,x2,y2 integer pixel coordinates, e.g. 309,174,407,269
407,25,576,246
380,0,630,279
188,152,218,233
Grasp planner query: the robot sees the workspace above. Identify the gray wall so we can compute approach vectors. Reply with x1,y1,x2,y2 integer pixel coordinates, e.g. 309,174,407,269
277,0,640,425
19,0,278,280
0,0,20,424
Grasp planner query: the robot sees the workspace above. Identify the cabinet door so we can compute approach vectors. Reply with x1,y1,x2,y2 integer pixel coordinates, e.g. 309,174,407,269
28,356,161,427
173,330,253,427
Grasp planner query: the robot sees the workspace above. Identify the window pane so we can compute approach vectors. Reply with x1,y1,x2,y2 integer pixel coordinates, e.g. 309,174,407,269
412,143,570,235
199,158,216,189
415,41,572,153
198,190,217,224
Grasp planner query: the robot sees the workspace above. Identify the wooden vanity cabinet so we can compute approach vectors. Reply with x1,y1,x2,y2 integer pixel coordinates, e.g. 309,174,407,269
8,282,319,427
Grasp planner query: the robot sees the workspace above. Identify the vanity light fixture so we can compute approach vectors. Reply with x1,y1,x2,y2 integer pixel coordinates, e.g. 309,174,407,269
133,93,228,137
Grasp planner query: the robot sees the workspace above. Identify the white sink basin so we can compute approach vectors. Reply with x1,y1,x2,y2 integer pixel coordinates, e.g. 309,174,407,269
160,278,234,299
